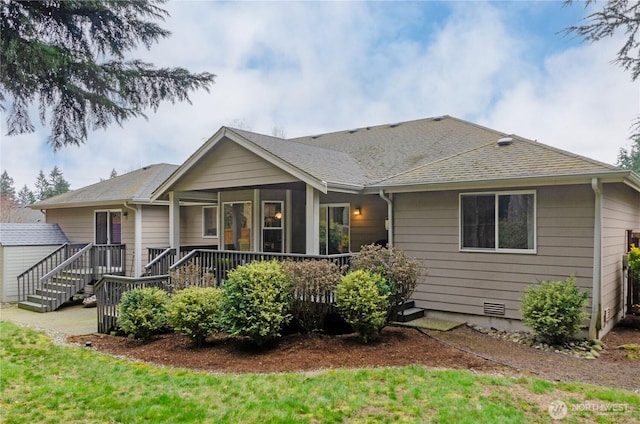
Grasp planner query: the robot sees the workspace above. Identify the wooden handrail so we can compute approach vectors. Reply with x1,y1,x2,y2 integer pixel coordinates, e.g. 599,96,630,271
40,243,94,283
16,243,69,280
144,247,176,271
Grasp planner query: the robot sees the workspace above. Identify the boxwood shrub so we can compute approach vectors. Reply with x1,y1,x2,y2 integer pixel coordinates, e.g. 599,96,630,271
117,287,169,340
521,276,588,345
167,286,223,346
335,270,389,343
219,260,292,347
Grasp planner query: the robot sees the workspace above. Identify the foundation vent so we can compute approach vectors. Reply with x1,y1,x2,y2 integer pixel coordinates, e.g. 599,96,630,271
484,302,506,316
604,307,612,322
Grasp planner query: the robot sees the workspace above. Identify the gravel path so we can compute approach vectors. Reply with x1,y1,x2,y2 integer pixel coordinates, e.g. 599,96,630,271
424,325,640,391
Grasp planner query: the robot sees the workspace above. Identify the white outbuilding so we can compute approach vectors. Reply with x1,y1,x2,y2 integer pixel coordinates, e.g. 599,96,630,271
0,223,69,302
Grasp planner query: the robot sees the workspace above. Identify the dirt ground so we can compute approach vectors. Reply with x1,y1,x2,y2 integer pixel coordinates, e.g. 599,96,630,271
69,319,640,390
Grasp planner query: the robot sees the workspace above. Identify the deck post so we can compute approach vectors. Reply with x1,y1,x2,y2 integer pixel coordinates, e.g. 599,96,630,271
305,185,320,255
169,191,180,250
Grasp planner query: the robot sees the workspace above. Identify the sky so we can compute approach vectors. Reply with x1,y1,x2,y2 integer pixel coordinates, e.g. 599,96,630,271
1,0,639,192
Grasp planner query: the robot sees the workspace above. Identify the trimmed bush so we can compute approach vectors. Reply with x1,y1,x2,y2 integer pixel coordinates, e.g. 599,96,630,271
350,243,419,322
283,260,342,332
521,276,589,345
335,270,389,343
629,244,640,281
117,287,169,340
167,286,223,346
219,260,292,347
169,262,215,291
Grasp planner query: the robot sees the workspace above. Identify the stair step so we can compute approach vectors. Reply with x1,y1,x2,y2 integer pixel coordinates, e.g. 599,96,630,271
36,289,68,297
43,282,76,291
397,300,415,311
18,300,51,313
395,307,425,323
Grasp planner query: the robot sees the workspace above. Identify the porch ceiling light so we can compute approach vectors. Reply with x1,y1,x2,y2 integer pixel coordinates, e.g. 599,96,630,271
353,208,361,216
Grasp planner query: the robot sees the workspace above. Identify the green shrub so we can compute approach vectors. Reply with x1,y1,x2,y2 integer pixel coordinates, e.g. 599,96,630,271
167,286,223,346
629,244,640,281
283,260,342,332
521,276,589,345
117,287,169,340
219,260,292,347
335,270,389,343
350,244,420,322
169,262,215,291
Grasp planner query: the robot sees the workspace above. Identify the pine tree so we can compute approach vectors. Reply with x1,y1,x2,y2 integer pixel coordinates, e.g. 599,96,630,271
0,0,216,149
48,166,70,196
16,184,36,205
34,170,52,201
0,171,16,200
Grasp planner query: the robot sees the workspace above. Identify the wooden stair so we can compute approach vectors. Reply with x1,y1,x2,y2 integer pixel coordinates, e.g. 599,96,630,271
394,300,425,323
18,269,92,312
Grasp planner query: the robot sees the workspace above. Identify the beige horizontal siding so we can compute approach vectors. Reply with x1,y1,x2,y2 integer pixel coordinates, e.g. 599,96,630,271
394,185,595,321
601,182,640,333
141,205,171,268
173,139,298,191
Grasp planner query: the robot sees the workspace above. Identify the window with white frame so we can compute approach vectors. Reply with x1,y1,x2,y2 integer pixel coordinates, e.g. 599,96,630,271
460,191,536,252
202,205,218,237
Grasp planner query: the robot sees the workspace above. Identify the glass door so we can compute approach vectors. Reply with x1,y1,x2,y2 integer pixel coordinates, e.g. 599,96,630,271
319,204,350,254
223,202,252,251
95,211,122,244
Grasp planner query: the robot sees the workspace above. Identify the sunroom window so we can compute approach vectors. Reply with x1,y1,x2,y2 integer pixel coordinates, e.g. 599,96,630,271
460,191,535,252
202,205,218,237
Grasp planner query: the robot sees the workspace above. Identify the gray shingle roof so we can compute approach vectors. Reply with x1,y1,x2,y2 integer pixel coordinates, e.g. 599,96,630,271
230,115,617,188
34,163,179,208
373,135,619,187
0,223,69,246
228,128,368,186
292,116,524,183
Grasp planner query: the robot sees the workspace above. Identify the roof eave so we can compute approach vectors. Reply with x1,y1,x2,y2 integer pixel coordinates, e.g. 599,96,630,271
151,127,329,199
365,171,638,194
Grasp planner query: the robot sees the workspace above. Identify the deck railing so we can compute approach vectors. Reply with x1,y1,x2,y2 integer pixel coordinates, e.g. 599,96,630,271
96,249,352,333
18,243,126,311
17,243,87,301
145,245,218,276
95,274,170,334
169,249,352,287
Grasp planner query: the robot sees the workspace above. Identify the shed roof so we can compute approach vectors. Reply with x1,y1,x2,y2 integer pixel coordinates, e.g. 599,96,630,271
0,223,69,246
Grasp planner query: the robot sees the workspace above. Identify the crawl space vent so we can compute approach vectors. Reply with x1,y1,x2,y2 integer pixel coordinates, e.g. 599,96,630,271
484,302,506,316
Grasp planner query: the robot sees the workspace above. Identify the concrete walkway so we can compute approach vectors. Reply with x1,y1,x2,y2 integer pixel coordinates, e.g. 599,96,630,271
0,303,98,336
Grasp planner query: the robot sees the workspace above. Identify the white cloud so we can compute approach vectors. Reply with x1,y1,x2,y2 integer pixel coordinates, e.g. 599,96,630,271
1,1,637,192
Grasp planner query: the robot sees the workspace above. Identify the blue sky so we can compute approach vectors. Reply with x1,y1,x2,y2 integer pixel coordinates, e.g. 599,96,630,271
1,1,638,192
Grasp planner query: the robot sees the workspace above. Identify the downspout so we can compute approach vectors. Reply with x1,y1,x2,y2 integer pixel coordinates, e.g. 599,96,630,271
379,190,393,246
123,201,142,277
589,178,602,340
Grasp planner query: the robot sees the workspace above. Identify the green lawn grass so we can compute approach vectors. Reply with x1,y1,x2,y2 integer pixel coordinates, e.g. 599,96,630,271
1,321,638,423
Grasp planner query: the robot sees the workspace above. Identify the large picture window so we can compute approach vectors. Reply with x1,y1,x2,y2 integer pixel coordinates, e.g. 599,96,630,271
460,191,535,252
202,205,218,237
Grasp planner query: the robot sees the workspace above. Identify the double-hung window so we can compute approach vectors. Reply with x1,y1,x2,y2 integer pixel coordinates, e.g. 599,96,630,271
460,191,536,253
